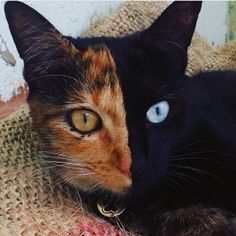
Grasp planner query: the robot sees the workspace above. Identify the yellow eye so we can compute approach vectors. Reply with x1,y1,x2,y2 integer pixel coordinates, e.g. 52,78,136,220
70,109,101,133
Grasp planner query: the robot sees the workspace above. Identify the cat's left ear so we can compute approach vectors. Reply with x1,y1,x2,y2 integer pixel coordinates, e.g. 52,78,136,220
141,1,202,74
4,1,81,97
4,1,79,78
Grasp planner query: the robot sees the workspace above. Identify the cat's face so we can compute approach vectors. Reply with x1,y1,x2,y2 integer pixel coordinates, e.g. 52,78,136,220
5,1,201,196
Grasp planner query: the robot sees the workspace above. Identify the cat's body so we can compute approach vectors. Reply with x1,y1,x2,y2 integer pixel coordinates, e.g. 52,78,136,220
4,1,236,235
83,70,236,235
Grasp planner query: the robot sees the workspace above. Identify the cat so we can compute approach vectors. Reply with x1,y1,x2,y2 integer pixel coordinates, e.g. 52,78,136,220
4,1,236,235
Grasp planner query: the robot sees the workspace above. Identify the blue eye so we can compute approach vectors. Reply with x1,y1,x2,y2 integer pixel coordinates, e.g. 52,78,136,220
146,101,169,124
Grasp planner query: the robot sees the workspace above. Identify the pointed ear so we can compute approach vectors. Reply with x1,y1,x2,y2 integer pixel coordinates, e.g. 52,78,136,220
5,1,56,59
142,1,202,73
4,1,80,80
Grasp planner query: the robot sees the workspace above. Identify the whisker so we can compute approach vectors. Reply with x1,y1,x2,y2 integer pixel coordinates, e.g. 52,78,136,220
75,187,91,217
161,177,180,203
164,175,185,194
168,170,219,202
171,156,236,174
43,160,89,167
172,150,232,158
66,207,82,225
172,156,224,163
169,163,224,187
51,175,76,188
173,140,207,152
115,216,127,234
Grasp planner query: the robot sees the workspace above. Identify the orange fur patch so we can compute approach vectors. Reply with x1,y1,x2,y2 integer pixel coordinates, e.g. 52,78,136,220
82,46,117,86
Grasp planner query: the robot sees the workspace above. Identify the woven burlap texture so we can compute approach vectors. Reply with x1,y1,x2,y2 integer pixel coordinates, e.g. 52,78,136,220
1,1,236,235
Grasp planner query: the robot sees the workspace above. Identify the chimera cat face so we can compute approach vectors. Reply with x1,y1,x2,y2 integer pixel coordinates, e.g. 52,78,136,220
5,1,201,196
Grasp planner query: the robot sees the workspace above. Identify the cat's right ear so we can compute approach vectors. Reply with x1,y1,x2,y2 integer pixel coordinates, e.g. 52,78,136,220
140,1,202,74
4,1,79,78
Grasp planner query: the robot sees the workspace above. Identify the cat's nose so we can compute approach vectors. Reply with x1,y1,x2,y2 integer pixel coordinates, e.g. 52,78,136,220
119,159,132,178
112,147,132,178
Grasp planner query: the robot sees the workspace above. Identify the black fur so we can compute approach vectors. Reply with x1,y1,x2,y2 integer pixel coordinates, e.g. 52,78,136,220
5,1,236,235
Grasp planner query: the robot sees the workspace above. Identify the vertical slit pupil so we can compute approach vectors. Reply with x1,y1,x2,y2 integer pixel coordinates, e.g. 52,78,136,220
84,113,88,123
155,106,160,115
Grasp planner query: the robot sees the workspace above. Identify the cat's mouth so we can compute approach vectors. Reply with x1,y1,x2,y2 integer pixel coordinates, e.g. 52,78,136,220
103,170,132,194
122,170,132,180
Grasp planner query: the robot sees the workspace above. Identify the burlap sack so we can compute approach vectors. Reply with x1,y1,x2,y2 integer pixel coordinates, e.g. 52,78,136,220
1,1,236,235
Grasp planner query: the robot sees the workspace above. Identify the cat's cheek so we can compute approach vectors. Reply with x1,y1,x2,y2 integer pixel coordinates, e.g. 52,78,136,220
44,127,132,193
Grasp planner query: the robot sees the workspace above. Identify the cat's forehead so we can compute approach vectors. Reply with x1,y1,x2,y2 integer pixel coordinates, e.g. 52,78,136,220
82,44,116,69
80,44,118,89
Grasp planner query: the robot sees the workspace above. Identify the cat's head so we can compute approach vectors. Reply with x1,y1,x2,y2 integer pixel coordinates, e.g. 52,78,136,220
5,1,201,196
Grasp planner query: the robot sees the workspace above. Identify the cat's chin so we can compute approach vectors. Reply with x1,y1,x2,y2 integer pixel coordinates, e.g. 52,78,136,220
61,171,132,196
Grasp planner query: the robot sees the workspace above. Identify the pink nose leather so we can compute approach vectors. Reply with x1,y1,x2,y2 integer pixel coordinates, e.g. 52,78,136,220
119,160,132,178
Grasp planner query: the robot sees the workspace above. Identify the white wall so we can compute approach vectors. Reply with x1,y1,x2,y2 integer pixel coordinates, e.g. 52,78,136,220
196,1,228,46
0,1,228,102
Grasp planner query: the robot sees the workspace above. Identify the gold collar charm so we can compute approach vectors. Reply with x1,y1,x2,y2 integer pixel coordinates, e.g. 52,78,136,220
96,202,125,218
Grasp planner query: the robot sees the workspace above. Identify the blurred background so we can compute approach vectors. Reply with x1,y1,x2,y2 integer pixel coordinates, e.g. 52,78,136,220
0,1,234,117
